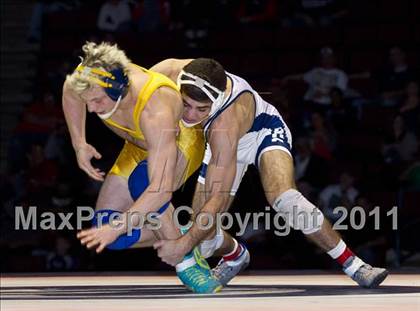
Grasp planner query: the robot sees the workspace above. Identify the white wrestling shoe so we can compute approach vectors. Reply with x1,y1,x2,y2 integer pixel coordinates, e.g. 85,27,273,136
212,243,250,286
351,264,389,288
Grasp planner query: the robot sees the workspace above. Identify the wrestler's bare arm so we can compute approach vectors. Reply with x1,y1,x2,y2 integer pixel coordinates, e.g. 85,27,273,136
149,58,194,82
62,82,105,181
181,116,240,252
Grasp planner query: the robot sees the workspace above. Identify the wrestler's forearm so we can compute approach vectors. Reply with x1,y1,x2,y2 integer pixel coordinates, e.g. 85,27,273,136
181,143,238,252
65,108,86,149
119,188,172,232
181,195,227,253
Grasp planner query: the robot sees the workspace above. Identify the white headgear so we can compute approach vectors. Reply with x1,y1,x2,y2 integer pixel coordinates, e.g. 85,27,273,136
177,70,225,127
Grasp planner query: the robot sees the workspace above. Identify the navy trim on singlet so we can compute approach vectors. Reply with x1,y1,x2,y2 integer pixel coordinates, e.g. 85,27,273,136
199,163,208,179
247,113,284,133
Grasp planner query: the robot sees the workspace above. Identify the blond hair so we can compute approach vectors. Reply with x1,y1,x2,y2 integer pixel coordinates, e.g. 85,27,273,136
66,41,131,94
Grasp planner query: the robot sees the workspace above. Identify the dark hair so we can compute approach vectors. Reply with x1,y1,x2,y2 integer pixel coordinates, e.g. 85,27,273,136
181,58,227,102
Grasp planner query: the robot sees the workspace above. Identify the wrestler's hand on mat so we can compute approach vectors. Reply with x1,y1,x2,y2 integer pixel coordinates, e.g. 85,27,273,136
75,143,105,181
77,224,122,253
154,239,189,266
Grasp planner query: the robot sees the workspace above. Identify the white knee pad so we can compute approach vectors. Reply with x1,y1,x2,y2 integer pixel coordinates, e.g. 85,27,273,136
198,232,224,258
273,189,324,234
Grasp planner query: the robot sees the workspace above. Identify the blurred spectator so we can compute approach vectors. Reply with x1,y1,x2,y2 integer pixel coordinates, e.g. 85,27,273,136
308,112,337,160
9,91,63,172
294,136,328,189
46,61,72,97
25,144,59,196
236,0,277,26
46,236,77,271
14,91,62,138
27,0,81,42
282,0,348,28
319,172,359,222
399,161,420,191
284,47,348,111
181,0,212,47
374,47,417,107
132,0,170,33
167,0,186,31
303,47,348,108
97,0,132,33
382,115,419,164
44,121,70,165
50,183,74,210
269,80,291,121
326,87,356,135
399,81,420,134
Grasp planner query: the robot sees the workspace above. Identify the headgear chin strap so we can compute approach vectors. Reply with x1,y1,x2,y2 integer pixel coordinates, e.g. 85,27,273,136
177,70,225,127
97,95,123,120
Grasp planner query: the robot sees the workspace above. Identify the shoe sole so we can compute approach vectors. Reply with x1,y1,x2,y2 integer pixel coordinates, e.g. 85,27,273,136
213,284,224,293
365,269,389,288
184,283,223,294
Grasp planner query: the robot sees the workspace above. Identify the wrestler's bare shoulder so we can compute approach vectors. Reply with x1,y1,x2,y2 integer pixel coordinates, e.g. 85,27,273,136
209,91,255,137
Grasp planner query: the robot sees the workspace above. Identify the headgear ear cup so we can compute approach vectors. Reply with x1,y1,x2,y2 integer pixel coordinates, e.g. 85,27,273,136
75,64,129,102
104,67,129,101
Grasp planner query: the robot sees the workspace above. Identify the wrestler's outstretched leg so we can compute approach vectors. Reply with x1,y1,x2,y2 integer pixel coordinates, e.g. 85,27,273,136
259,149,388,288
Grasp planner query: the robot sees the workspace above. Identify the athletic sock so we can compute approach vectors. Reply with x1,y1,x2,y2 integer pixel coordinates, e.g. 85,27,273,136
175,251,196,272
222,239,243,262
327,239,364,277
